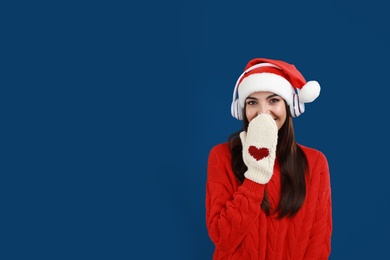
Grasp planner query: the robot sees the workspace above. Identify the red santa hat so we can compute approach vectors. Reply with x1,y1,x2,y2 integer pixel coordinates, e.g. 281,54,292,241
231,58,320,119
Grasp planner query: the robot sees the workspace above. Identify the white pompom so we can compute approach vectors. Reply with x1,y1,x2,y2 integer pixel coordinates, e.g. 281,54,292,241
299,81,321,103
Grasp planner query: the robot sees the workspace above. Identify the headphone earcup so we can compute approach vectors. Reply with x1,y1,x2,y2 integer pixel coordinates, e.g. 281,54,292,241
231,99,243,120
291,94,305,117
237,102,243,120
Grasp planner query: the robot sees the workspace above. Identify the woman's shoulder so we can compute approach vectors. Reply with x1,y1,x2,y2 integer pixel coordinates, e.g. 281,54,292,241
298,144,329,171
208,142,231,160
299,144,326,158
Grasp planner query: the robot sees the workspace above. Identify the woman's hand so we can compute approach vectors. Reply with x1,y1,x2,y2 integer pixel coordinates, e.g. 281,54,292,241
240,114,278,184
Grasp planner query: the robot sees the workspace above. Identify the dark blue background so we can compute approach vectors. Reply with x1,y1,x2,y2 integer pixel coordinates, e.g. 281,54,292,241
1,0,389,259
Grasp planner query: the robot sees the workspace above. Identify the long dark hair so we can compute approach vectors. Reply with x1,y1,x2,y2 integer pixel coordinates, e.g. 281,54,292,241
228,102,308,218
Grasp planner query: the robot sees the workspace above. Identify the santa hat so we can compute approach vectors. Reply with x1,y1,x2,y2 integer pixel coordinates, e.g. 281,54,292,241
231,58,320,119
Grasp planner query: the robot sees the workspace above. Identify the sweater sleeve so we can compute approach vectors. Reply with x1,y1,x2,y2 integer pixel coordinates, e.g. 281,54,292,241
303,151,332,259
205,144,265,252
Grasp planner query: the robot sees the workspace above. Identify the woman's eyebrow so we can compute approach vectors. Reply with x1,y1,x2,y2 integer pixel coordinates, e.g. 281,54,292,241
267,94,280,99
246,96,257,100
246,94,280,100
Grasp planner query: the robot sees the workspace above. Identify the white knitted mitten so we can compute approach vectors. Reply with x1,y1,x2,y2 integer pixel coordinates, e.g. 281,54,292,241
240,114,278,184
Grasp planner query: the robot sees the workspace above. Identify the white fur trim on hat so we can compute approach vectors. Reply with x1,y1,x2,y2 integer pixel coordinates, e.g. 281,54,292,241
238,73,295,108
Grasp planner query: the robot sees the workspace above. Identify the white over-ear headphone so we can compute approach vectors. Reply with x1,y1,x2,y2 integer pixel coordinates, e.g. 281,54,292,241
230,62,305,120
291,89,305,117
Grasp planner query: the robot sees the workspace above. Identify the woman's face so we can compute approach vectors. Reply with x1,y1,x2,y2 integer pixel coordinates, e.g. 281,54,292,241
245,91,287,130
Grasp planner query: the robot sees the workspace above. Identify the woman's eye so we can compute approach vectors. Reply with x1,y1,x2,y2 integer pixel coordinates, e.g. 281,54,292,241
247,100,257,105
270,98,280,103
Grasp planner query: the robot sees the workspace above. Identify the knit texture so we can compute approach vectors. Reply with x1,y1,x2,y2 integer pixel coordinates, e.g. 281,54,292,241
206,142,332,260
240,114,278,184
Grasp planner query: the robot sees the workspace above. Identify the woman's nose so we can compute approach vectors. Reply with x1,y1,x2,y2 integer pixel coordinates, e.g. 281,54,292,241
257,104,269,115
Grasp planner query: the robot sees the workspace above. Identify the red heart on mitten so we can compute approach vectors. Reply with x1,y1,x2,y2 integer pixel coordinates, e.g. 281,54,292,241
248,146,269,161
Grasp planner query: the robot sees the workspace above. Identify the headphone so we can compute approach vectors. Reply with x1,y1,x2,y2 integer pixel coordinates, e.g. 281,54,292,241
230,63,305,120
291,90,305,117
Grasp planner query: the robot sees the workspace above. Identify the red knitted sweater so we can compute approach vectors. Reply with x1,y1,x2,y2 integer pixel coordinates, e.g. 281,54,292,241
206,142,332,260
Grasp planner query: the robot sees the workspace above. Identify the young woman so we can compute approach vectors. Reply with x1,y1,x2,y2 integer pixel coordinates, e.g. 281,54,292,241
206,58,332,259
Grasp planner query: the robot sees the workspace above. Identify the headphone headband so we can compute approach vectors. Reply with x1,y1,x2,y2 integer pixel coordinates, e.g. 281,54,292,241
231,63,281,106
231,63,282,120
